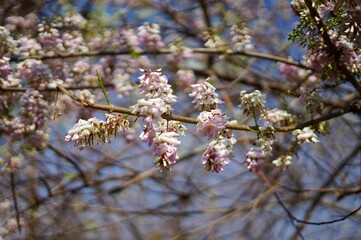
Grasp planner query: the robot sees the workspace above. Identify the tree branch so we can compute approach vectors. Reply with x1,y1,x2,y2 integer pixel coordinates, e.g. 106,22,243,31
9,48,306,68
56,84,256,132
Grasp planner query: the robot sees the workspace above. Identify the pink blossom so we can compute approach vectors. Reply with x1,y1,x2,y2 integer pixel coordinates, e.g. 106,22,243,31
244,146,268,173
203,147,229,173
189,79,223,111
197,109,228,138
137,22,164,50
16,36,42,57
244,137,275,173
152,121,186,171
175,69,196,90
139,124,156,146
131,69,177,122
202,130,236,173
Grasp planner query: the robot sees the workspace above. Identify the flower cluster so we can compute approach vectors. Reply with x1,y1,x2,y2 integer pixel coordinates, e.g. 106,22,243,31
63,12,86,28
240,90,277,173
133,69,186,171
244,140,270,173
62,31,89,53
262,108,296,126
152,121,186,171
189,78,235,172
16,36,42,57
202,129,236,173
131,69,177,123
20,90,50,129
230,24,254,51
137,22,164,50
1,90,50,149
189,78,223,111
38,23,64,54
88,28,139,52
169,41,193,63
113,73,135,98
278,62,311,82
0,26,16,55
120,28,140,51
65,114,129,150
0,57,21,115
175,69,196,90
244,123,276,172
0,57,12,81
197,109,228,139
328,29,361,75
293,127,319,144
239,90,265,116
203,30,226,49
16,59,53,87
272,155,293,168
5,13,37,32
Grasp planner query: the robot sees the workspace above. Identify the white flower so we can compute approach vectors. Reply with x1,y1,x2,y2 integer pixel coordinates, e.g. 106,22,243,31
155,132,181,145
293,127,319,144
239,90,265,115
272,155,292,167
65,114,129,150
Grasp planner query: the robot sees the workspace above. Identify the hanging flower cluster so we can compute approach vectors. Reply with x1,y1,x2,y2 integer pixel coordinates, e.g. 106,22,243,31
175,69,196,90
152,121,186,171
137,22,164,50
239,90,265,116
279,62,324,114
16,59,53,87
203,129,236,173
203,30,227,49
169,41,193,63
1,90,50,149
244,124,276,172
189,78,223,111
189,79,236,173
244,140,269,173
197,109,228,139
0,57,12,82
65,114,129,150
132,69,186,171
230,24,254,51
240,90,277,172
0,26,16,55
131,69,177,122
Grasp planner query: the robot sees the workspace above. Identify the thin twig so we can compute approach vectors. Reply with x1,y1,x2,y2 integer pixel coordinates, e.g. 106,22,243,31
96,70,112,106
